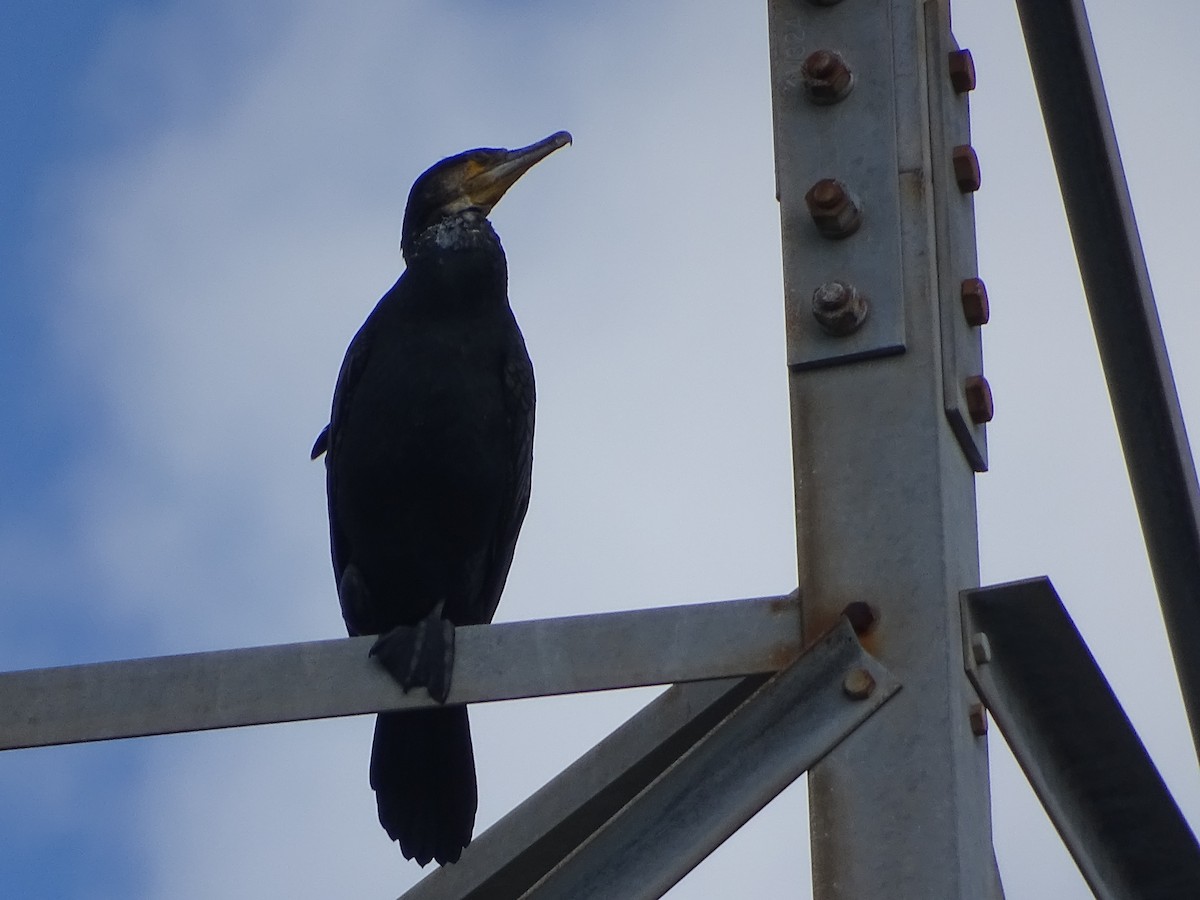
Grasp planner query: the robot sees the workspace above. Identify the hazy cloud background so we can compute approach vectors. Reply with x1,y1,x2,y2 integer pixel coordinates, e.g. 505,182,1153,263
2,1,1198,897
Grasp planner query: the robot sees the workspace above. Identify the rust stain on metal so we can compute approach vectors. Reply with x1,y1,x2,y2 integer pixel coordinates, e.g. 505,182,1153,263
803,607,844,648
766,591,804,670
803,605,884,660
768,592,799,615
767,641,801,671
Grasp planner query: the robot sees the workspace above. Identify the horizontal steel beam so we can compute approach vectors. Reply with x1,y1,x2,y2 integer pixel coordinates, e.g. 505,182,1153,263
963,578,1200,900
401,676,767,900
524,619,900,900
1014,0,1200,761
0,594,801,750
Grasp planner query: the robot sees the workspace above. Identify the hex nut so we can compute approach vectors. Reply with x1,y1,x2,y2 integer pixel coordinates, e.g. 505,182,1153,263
843,668,876,700
952,145,982,193
802,50,853,105
948,49,976,94
812,281,869,337
964,375,994,424
805,178,862,239
961,278,990,327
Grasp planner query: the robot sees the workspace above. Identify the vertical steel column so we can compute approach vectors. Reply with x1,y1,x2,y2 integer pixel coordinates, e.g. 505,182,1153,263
767,1,999,897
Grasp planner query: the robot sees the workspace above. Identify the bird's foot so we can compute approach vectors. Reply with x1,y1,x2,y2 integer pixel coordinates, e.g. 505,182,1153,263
370,602,456,704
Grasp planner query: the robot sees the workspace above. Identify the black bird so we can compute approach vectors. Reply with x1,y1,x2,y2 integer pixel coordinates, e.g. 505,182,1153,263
311,131,570,866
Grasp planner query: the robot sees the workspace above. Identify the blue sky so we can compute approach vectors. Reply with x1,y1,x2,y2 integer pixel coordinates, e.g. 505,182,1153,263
3,8,162,895
3,1,1199,897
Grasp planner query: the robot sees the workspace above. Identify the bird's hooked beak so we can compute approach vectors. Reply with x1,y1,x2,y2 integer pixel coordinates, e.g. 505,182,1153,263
462,131,572,213
401,132,573,256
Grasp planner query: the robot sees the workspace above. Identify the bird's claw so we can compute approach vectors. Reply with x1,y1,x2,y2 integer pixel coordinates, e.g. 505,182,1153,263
371,603,456,703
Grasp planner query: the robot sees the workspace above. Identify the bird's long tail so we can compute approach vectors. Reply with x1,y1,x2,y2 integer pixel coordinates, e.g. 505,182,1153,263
370,707,478,866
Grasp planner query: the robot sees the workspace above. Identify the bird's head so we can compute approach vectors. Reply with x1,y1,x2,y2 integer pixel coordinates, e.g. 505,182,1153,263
401,131,572,258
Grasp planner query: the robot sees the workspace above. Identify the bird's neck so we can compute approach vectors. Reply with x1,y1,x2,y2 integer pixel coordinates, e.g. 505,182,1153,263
404,208,503,261
399,210,510,316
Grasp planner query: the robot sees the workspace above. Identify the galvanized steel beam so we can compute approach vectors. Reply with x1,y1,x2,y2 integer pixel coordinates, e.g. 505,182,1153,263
963,577,1200,899
768,1,1000,897
0,594,800,750
401,675,767,900
1014,0,1200,764
522,620,900,900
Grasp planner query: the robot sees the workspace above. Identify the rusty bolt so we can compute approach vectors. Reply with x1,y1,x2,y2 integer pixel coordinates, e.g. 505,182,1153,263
802,50,853,104
964,375,994,424
841,601,878,636
969,702,989,736
812,281,868,337
970,631,993,665
961,277,990,327
809,178,846,209
805,178,862,239
952,145,982,193
948,49,976,94
843,668,876,700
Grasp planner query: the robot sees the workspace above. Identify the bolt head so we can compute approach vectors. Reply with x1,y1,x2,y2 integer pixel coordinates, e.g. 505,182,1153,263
843,668,876,700
960,278,990,327
969,702,989,736
948,49,976,94
801,50,853,104
812,281,868,337
806,51,838,79
809,179,845,210
952,145,982,193
970,631,993,665
804,178,862,239
964,375,994,424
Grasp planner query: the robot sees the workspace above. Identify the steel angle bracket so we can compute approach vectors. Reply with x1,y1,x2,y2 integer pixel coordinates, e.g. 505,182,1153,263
924,3,988,471
403,619,896,900
1015,0,1200,764
520,619,899,900
768,0,908,368
400,675,767,900
962,577,1200,899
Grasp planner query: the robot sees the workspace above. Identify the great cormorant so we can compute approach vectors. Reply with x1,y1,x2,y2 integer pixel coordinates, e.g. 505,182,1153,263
311,131,571,866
